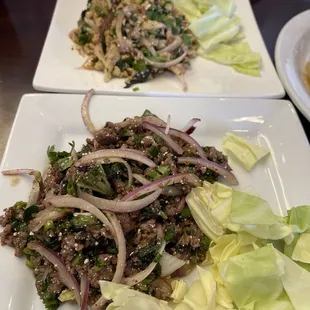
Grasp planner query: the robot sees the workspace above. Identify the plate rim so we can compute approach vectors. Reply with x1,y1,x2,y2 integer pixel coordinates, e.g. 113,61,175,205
275,9,310,121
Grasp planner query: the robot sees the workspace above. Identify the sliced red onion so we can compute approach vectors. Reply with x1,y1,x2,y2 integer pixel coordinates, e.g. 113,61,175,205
78,189,162,213
132,173,150,185
116,11,132,53
122,173,201,201
141,116,167,127
142,122,183,155
29,208,68,232
160,251,186,277
166,196,186,216
141,38,157,57
159,36,183,53
165,115,171,135
133,175,185,197
178,157,238,185
92,213,127,310
46,196,114,233
75,149,156,168
144,49,188,69
158,126,207,158
28,242,81,305
122,241,166,286
81,89,96,135
2,169,42,208
162,185,184,197
99,13,113,43
99,157,133,187
80,274,89,310
182,118,201,134
106,212,126,283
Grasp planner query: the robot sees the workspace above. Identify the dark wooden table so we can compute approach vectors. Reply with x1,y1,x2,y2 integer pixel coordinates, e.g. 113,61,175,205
0,0,310,159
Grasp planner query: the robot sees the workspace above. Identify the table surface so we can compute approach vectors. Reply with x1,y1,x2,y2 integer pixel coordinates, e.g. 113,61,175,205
0,0,310,160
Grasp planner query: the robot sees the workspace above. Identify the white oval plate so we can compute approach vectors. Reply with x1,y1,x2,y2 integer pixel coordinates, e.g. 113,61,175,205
275,10,310,120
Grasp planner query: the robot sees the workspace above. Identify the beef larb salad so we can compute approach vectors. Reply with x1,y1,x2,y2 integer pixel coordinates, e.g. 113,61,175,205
0,90,238,310
69,0,196,90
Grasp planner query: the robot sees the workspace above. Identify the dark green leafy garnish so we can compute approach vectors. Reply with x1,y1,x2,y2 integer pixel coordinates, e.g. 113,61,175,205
77,165,114,196
148,146,159,157
47,142,75,171
179,205,191,218
164,226,174,242
24,205,39,222
200,236,211,251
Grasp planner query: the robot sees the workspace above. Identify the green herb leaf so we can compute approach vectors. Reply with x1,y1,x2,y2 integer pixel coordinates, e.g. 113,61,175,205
77,165,114,196
133,59,147,72
180,205,191,218
148,146,159,157
164,226,174,242
24,205,39,222
200,236,211,251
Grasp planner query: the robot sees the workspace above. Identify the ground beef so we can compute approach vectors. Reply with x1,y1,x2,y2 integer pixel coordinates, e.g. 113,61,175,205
43,167,64,195
164,217,206,263
95,127,119,146
116,212,140,235
133,219,157,247
206,146,230,169
0,206,29,256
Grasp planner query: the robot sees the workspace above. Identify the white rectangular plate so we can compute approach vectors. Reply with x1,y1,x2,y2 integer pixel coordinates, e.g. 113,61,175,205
0,94,309,309
33,0,284,98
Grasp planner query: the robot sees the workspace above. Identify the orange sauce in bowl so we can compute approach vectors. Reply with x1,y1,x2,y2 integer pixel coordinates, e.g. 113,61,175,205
302,62,310,94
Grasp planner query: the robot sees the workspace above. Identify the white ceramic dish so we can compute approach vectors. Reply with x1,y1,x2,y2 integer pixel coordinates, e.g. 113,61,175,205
33,0,284,98
275,10,310,120
0,94,309,309
0,94,310,310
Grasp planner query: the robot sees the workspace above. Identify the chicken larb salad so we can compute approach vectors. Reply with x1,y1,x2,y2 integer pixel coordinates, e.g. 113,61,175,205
69,0,196,90
0,90,237,310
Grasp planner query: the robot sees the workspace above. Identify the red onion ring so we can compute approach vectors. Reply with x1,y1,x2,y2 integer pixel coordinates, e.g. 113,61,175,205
106,212,126,283
182,118,201,134
133,174,187,197
29,208,67,232
28,242,81,305
46,196,114,233
122,173,201,201
75,149,156,168
142,122,184,155
80,274,89,310
178,157,238,185
122,240,166,286
81,89,96,135
158,126,207,158
78,189,162,213
99,13,113,43
144,49,188,69
165,115,171,135
97,157,133,187
141,116,167,127
2,169,42,208
166,196,186,216
159,36,183,53
132,173,150,185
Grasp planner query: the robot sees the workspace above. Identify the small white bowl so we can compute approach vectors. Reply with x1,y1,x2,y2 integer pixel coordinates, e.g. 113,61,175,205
275,10,310,120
